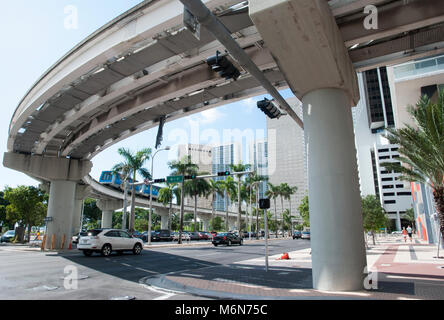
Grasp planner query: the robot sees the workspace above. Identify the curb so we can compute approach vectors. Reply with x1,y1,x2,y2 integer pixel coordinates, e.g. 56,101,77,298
143,274,363,300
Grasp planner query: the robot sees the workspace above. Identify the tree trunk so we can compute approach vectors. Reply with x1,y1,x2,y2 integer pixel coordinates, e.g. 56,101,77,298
255,185,259,239
280,196,284,237
168,199,172,231
194,194,197,232
211,193,215,231
433,187,444,246
27,224,32,243
225,190,229,231
178,180,185,244
274,198,278,238
237,178,241,232
129,172,137,233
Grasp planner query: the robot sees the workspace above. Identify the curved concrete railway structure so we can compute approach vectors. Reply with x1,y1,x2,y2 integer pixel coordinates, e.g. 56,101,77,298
4,0,444,291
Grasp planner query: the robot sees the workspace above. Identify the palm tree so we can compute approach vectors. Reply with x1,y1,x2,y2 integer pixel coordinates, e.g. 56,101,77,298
158,184,175,230
278,183,290,236
266,183,280,238
247,173,267,239
229,163,252,232
112,148,152,233
217,176,237,231
168,155,199,244
243,180,257,238
185,171,210,232
280,183,298,235
206,179,223,231
382,90,444,247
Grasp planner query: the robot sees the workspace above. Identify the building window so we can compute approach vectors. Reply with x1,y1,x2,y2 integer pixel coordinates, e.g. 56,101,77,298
384,200,396,204
382,185,394,189
383,192,395,196
382,177,393,182
397,192,412,196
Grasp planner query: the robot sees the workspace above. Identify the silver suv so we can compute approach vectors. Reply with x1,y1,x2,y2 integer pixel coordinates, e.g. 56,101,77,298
77,229,143,257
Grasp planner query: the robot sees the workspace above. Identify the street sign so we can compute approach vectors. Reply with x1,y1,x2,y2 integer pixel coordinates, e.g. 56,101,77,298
44,217,53,222
167,175,183,184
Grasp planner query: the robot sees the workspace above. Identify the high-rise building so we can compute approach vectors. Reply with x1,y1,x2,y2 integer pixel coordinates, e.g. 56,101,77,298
177,144,213,209
266,98,307,221
212,142,241,211
353,68,414,231
249,139,268,199
385,54,444,244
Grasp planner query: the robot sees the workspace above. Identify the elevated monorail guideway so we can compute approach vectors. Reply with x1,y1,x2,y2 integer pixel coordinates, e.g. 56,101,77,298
3,0,444,289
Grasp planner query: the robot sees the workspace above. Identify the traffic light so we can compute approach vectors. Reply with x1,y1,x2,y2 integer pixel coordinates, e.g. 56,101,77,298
184,174,197,180
259,198,271,210
217,171,230,177
207,51,240,81
154,178,166,183
257,98,284,119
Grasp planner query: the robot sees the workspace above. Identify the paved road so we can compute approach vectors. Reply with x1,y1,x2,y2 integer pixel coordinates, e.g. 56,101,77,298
0,239,310,300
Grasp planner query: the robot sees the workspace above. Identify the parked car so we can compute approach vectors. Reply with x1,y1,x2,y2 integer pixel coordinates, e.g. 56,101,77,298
240,231,249,238
210,231,218,238
188,232,200,241
172,232,191,242
156,230,173,241
131,231,144,240
77,229,143,257
212,232,243,246
293,231,302,239
0,230,15,243
142,231,160,242
197,232,209,240
391,231,403,235
72,232,88,245
301,231,311,240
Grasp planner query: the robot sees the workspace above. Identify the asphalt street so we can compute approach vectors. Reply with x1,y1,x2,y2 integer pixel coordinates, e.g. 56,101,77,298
0,239,310,300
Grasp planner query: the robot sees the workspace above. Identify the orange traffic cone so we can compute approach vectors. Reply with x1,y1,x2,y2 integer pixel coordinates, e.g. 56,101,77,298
276,252,290,260
68,240,73,250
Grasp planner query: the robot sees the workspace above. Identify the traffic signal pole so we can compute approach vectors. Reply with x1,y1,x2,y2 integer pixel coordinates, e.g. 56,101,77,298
178,0,304,130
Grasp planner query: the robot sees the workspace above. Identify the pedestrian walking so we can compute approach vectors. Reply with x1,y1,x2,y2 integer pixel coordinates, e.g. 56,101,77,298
407,225,413,242
402,227,408,243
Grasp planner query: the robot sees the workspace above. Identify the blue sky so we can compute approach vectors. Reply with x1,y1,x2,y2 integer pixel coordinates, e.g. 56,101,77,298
0,0,294,188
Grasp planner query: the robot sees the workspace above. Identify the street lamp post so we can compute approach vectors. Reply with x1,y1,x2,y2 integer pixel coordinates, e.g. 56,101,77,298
122,180,129,230
148,147,170,246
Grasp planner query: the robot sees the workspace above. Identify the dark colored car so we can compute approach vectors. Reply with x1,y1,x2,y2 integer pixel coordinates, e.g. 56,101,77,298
156,230,173,241
212,232,243,246
142,231,160,242
1,230,15,243
132,231,144,239
188,232,200,241
293,231,302,239
197,232,209,240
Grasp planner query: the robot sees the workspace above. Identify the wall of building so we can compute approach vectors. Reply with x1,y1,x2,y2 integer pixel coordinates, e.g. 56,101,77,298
267,98,307,219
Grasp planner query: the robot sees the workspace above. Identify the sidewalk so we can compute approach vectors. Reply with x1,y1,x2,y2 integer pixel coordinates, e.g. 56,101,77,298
144,235,444,300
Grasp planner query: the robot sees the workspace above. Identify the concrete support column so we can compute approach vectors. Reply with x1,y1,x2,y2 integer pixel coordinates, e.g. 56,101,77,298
202,219,210,232
97,199,123,230
101,211,113,229
302,88,367,291
45,180,77,250
160,214,168,230
72,185,91,235
155,207,170,230
396,212,402,231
